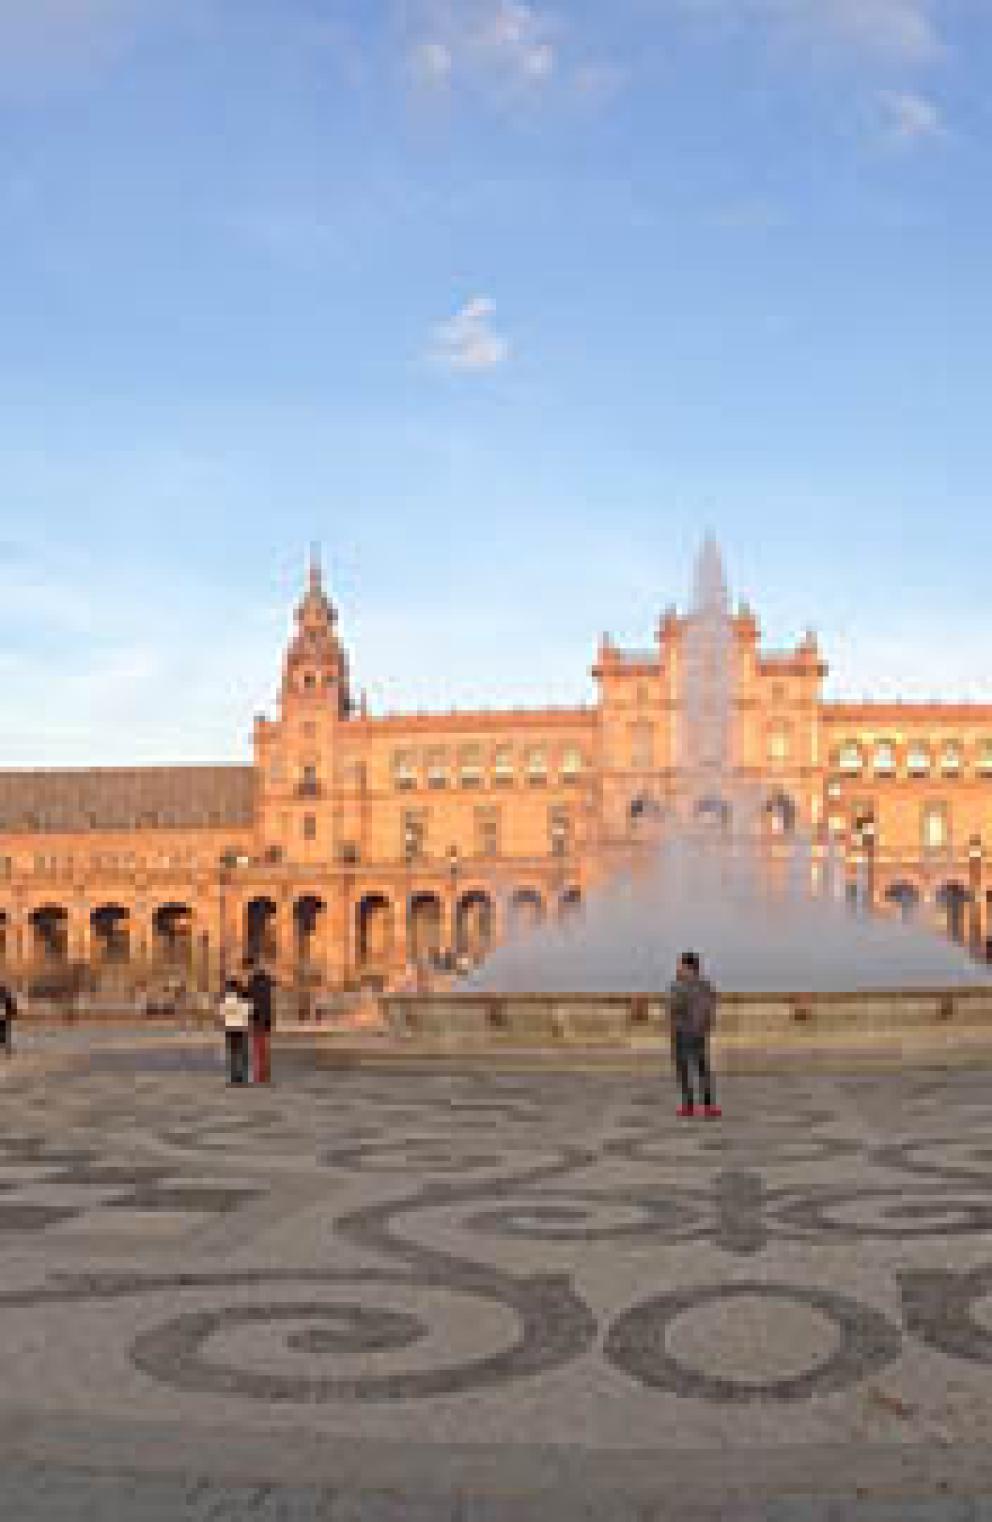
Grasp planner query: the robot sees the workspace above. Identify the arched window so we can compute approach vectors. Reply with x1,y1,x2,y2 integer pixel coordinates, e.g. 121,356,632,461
940,741,962,777
907,742,931,777
560,745,583,783
837,741,862,776
767,725,790,766
978,740,992,778
922,803,949,854
872,741,896,777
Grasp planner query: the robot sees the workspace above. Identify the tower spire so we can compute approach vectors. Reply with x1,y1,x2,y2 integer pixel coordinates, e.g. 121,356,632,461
308,541,323,598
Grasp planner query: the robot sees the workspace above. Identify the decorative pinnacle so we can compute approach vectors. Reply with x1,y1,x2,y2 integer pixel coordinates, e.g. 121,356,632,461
307,541,323,597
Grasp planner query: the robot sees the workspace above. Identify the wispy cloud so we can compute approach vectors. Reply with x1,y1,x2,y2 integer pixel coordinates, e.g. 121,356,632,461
429,296,511,373
407,0,557,98
878,88,947,146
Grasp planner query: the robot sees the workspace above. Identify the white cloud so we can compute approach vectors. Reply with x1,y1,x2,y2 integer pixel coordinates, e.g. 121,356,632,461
407,0,558,96
878,88,946,145
429,296,511,373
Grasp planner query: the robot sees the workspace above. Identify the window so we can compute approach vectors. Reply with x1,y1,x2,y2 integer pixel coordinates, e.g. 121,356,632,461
393,749,417,790
922,803,949,854
549,806,571,858
299,762,320,797
303,671,316,691
492,744,515,786
525,746,548,785
458,744,483,788
402,810,426,861
978,741,992,777
425,748,448,789
873,741,896,777
302,813,317,841
837,741,862,776
940,742,962,776
474,806,501,858
907,743,931,777
629,723,654,770
767,725,790,766
827,778,842,800
561,745,583,784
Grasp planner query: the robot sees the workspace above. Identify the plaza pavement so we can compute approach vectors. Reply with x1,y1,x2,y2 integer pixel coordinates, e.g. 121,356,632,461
3,1030,992,1518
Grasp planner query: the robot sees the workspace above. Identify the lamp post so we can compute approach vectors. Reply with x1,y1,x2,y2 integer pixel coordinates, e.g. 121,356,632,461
968,834,983,959
853,813,876,915
447,844,460,965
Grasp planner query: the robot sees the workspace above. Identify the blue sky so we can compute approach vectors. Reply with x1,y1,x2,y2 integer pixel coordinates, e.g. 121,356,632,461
1,0,990,765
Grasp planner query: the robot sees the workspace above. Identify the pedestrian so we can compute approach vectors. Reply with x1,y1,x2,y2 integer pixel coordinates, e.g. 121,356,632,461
0,979,16,1057
220,975,251,1085
243,956,274,1084
668,950,721,1119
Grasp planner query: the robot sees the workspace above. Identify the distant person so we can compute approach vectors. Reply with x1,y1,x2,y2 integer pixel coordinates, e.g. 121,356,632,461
0,980,16,1056
668,951,720,1119
244,956,274,1084
220,975,251,1085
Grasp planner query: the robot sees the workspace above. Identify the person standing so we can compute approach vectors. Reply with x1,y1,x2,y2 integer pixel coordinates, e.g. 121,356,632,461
0,979,16,1057
244,956,274,1084
220,976,251,1085
668,951,721,1119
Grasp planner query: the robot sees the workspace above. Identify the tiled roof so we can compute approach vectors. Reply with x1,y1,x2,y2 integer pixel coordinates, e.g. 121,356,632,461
0,767,256,834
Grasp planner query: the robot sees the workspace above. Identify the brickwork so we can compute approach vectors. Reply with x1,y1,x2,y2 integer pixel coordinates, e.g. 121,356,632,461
1,555,990,994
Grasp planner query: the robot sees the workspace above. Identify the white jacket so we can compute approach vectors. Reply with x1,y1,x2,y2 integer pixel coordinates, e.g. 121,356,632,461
221,992,252,1032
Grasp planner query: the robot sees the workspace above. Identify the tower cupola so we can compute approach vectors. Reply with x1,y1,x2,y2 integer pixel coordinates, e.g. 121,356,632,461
281,547,351,716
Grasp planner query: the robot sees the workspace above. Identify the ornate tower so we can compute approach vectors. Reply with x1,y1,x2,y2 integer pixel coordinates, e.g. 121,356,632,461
280,547,351,718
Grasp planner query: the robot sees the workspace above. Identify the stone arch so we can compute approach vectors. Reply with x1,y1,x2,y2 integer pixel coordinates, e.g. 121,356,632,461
937,881,972,945
884,881,921,922
508,887,545,935
559,886,583,919
153,903,193,969
357,893,393,969
629,793,663,825
408,892,442,964
694,794,731,831
244,896,278,963
293,894,326,969
91,903,130,965
29,904,68,964
764,790,797,837
456,890,493,961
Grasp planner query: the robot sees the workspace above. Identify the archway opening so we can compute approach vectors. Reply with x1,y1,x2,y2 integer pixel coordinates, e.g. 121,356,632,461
508,888,544,936
153,904,193,970
559,886,582,920
456,891,493,962
409,893,442,965
91,904,130,965
293,894,326,970
245,896,278,963
884,881,920,923
937,882,972,945
357,894,393,970
30,905,68,965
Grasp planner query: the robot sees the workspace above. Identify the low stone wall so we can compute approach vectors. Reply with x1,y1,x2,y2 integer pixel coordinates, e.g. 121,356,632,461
379,988,992,1068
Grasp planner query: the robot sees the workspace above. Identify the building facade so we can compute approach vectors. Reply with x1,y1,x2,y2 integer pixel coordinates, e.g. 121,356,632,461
1,557,990,996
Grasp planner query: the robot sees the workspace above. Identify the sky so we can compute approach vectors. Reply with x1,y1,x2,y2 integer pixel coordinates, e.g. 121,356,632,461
1,0,990,765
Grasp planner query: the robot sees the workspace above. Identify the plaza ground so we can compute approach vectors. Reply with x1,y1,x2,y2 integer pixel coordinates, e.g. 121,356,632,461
3,1029,992,1519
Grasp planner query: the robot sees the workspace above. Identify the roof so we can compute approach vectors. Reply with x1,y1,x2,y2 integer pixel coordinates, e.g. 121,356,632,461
0,766,256,835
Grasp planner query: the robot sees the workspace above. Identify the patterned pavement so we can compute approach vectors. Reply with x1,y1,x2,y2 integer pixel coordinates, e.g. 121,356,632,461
3,1032,992,1518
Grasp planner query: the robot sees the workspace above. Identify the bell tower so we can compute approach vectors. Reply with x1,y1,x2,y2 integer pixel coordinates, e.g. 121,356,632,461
280,546,351,719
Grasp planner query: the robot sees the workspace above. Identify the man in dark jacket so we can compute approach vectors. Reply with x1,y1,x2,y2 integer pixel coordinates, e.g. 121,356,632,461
0,980,16,1057
668,951,720,1119
243,957,275,1084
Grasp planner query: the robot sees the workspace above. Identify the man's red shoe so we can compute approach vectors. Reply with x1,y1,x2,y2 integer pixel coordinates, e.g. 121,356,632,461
703,1105,722,1119
676,1105,695,1119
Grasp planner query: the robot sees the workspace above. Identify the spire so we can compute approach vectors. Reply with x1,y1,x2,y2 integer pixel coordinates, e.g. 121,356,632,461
307,541,323,599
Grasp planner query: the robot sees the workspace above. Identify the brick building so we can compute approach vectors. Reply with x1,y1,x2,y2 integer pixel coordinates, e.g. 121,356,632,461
1,555,989,995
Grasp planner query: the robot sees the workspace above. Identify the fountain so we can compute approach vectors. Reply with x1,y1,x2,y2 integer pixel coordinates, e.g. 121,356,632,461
382,541,992,1061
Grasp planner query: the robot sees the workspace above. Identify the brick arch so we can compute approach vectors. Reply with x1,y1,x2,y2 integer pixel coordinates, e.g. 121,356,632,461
408,891,443,963
152,903,194,969
357,893,393,970
29,903,69,964
91,903,130,964
507,887,545,934
455,890,493,962
883,880,921,921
